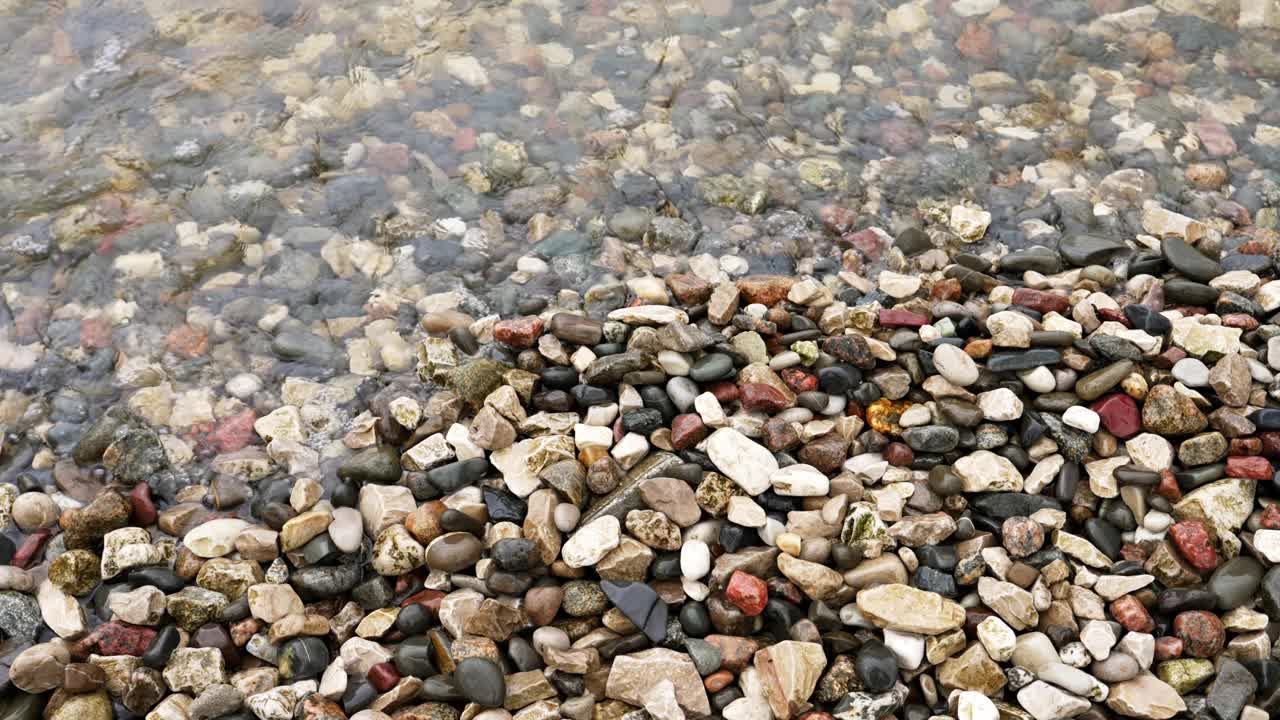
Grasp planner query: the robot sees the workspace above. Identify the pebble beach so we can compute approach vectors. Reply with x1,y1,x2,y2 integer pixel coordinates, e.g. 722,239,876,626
2,1,1280,720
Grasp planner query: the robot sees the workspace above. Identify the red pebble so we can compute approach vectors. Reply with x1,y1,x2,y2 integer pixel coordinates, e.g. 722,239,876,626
1222,313,1259,331
1152,346,1186,369
367,662,401,692
210,409,257,453
1154,469,1183,503
670,414,709,450
1172,610,1225,658
704,670,734,693
762,416,801,453
95,622,157,656
1238,239,1272,255
1261,504,1280,530
400,589,446,616
453,127,476,152
779,367,819,394
882,442,913,467
165,324,208,359
1154,636,1184,661
492,316,544,349
798,714,836,720
739,383,791,414
1090,394,1141,439
1109,595,1155,633
725,571,768,617
1118,543,1148,563
12,529,51,569
80,316,114,350
877,309,928,327
766,576,803,605
1168,520,1219,572
706,381,739,404
845,228,889,260
1262,432,1280,460
1095,307,1131,327
130,483,157,527
1231,438,1262,456
1012,287,1069,314
1226,455,1272,480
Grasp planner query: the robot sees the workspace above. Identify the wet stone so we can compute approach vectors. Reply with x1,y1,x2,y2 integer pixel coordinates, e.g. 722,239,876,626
454,658,506,708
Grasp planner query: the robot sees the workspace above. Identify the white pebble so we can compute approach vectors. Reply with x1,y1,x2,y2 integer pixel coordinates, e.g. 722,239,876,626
584,404,618,427
882,628,925,670
532,626,570,656
899,404,932,427
610,432,649,469
1017,366,1056,393
957,691,999,720
759,517,786,547
933,343,979,386
1249,357,1274,383
682,578,710,601
658,351,691,376
768,351,801,370
820,395,847,416
554,503,580,532
694,392,727,428
680,540,711,579
1171,357,1209,387
226,373,263,399
516,256,549,274
1143,510,1172,533
1059,641,1091,667
1062,406,1100,433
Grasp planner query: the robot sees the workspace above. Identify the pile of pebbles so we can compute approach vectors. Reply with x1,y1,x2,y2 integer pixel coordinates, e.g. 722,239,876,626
6,230,1280,720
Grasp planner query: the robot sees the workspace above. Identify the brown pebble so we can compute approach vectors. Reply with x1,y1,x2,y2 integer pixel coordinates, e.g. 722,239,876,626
704,670,733,692
63,663,105,693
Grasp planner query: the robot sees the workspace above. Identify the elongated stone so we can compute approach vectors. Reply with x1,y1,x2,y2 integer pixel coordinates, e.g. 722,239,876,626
855,584,966,635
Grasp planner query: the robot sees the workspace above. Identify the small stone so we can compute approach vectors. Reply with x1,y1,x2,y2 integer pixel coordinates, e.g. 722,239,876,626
1016,681,1090,720
63,662,107,694
372,525,426,575
1106,674,1186,719
953,451,1023,492
855,584,965,635
10,640,70,692
1141,384,1207,435
163,647,226,694
977,577,1038,631
707,428,778,495
424,532,484,572
937,642,1006,695
45,689,113,720
755,641,826,720
950,205,991,242
606,648,710,717
602,580,667,643
777,554,843,600
248,583,305,623
184,519,251,558
49,549,101,597
976,617,1015,662
562,516,621,567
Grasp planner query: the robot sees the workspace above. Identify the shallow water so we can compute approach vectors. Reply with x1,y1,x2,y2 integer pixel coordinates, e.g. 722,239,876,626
0,0,1278,476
